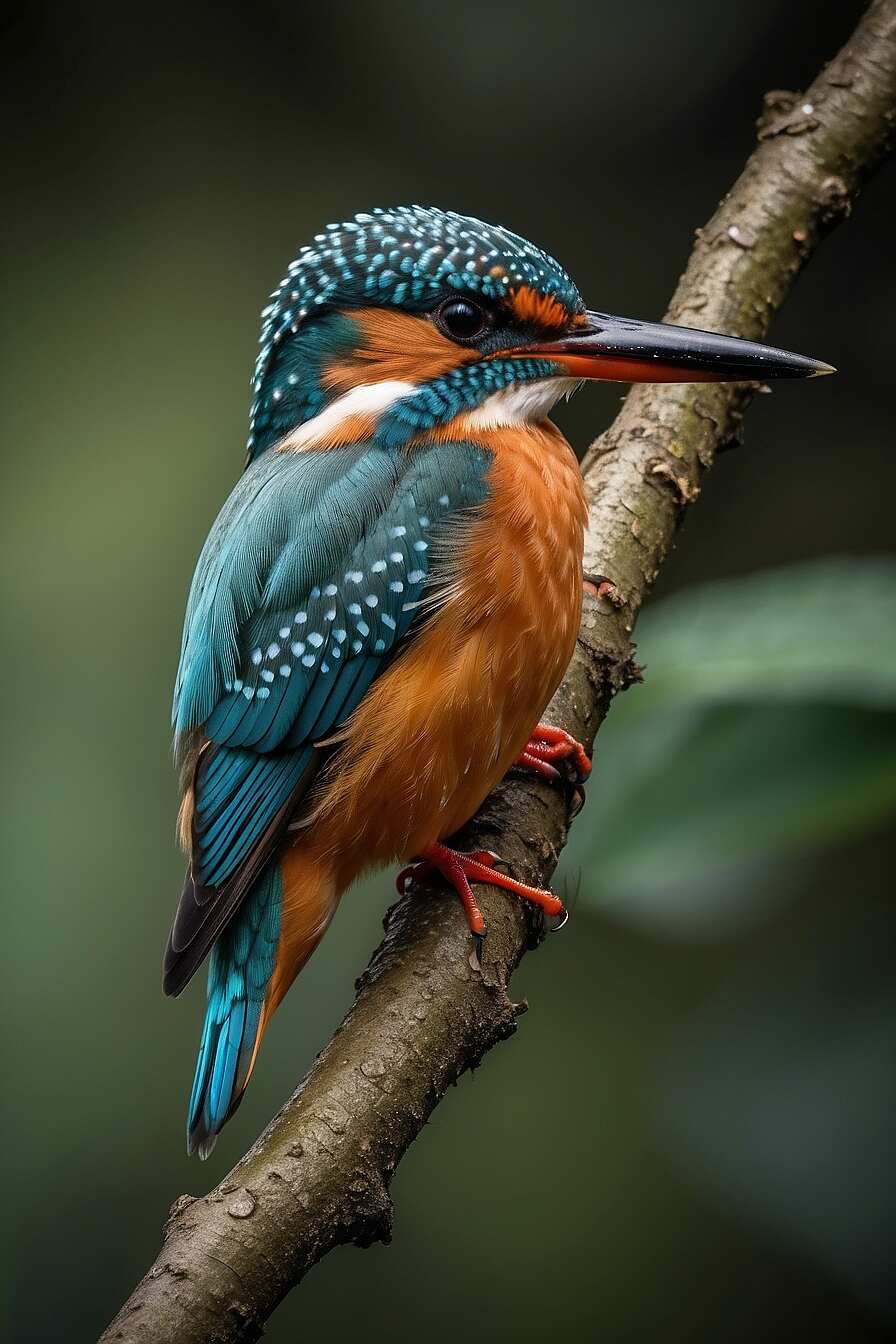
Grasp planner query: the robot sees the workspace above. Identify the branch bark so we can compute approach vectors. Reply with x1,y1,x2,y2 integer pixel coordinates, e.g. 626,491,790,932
104,4,896,1338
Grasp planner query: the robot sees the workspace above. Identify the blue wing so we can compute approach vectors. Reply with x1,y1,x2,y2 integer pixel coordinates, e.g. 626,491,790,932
164,438,490,994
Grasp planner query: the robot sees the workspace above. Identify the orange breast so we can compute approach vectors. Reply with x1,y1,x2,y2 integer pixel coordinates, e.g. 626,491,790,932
308,419,587,886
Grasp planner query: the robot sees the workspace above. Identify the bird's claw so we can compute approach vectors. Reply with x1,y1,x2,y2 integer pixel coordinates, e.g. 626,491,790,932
548,906,570,934
471,849,512,873
567,782,586,820
396,860,432,894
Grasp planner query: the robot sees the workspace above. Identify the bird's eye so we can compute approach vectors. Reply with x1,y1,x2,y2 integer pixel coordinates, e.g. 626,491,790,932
434,298,490,343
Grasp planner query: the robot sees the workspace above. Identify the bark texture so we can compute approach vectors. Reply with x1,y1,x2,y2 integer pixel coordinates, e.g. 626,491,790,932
103,4,896,1338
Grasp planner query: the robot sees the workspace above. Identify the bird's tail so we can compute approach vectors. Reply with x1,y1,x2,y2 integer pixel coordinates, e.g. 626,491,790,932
187,845,336,1159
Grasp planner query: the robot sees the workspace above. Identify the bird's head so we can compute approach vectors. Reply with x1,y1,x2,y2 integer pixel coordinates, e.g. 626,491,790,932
247,205,832,461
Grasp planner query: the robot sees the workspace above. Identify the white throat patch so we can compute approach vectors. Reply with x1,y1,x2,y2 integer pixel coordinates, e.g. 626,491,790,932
461,377,580,430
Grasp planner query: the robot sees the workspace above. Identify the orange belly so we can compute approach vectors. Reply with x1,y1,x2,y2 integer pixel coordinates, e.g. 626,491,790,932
305,419,587,888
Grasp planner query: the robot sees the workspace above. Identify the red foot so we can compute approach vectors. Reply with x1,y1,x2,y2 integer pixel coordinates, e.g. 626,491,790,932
518,724,592,782
396,841,566,947
515,726,591,818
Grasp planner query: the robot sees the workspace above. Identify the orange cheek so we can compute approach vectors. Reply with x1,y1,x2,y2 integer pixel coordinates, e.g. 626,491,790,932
322,308,473,392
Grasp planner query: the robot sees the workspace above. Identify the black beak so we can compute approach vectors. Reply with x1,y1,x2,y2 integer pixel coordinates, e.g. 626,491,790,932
525,310,835,383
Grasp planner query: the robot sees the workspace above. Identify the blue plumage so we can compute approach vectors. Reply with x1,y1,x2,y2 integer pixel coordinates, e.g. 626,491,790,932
376,357,559,450
165,435,493,1105
187,861,282,1157
194,748,312,888
174,440,492,759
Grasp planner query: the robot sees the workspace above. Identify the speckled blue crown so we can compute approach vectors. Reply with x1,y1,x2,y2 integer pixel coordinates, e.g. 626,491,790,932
249,206,583,442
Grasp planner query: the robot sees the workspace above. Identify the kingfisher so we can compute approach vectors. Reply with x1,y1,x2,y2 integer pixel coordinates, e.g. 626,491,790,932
166,205,830,1157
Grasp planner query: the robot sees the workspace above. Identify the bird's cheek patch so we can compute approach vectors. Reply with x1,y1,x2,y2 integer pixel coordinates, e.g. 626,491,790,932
321,308,475,394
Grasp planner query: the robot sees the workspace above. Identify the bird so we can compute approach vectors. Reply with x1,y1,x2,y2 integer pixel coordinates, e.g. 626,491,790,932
165,205,832,1157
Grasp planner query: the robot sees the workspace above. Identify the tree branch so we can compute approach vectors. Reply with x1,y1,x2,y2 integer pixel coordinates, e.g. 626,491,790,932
103,5,896,1339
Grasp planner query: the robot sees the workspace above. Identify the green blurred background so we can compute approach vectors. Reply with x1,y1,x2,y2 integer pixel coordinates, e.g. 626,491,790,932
3,1,894,1339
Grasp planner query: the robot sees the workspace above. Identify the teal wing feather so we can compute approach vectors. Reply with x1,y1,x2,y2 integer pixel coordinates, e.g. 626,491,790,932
186,860,281,1157
164,439,491,996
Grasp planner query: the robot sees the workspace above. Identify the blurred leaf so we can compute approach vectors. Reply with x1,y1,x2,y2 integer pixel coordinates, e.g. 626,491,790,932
627,556,896,712
565,559,896,935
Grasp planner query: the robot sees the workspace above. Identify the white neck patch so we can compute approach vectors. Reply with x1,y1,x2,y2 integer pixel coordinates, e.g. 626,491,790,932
278,379,417,451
